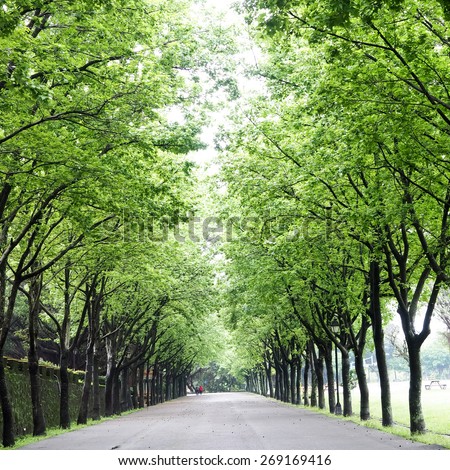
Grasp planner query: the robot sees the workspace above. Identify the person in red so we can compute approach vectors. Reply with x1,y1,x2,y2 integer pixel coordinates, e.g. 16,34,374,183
198,385,204,395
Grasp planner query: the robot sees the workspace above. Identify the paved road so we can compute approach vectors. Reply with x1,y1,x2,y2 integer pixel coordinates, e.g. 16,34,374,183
21,392,442,450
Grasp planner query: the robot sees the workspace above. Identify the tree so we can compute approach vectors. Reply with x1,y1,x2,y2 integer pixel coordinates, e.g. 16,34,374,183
225,0,450,435
0,0,238,446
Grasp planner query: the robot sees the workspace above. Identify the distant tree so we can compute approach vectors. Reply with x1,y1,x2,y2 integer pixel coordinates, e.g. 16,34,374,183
435,290,450,348
385,323,409,365
422,340,450,379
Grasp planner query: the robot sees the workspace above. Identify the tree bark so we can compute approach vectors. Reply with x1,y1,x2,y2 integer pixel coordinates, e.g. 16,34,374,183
273,350,282,400
59,263,71,429
59,348,71,428
324,345,336,413
314,346,325,409
0,357,15,447
131,366,138,408
91,341,101,420
341,349,352,417
290,363,296,404
303,353,310,406
146,365,151,407
121,367,130,412
105,334,117,416
77,343,94,425
59,261,87,428
309,345,318,408
0,264,19,447
27,271,46,436
407,337,426,433
282,358,289,403
369,260,393,426
354,350,370,420
158,368,164,404
112,369,121,414
295,357,302,405
78,277,103,423
138,364,145,408
150,365,157,405
265,358,274,398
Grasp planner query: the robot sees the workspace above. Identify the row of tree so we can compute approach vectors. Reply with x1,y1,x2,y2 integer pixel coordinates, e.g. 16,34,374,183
215,0,450,435
0,0,235,447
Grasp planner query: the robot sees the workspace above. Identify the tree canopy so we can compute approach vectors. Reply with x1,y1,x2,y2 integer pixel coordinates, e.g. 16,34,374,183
1,0,449,448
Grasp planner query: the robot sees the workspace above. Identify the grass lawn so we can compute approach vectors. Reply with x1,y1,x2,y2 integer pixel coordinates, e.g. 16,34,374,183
350,380,450,448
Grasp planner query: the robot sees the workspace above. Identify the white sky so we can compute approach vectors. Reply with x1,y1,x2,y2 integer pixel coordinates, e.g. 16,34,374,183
188,0,263,172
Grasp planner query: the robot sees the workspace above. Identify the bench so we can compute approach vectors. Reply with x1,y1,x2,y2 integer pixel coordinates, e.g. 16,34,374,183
425,380,447,390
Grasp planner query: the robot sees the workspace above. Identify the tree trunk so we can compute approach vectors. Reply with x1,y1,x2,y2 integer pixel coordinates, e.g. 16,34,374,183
370,260,393,426
295,358,301,405
0,357,15,447
172,372,177,400
171,373,177,399
282,359,289,402
150,367,157,405
0,265,18,447
354,350,370,420
324,345,336,413
158,368,164,403
28,341,46,437
146,365,151,407
260,370,267,396
92,342,101,420
314,347,325,409
138,364,145,408
28,272,46,436
121,367,129,412
310,362,317,407
255,371,260,395
112,369,121,414
59,348,71,428
341,350,352,417
105,336,117,416
179,373,184,398
408,338,426,434
77,344,94,425
266,362,274,398
164,369,170,401
273,352,282,400
290,363,296,404
164,368,171,401
59,262,72,429
274,367,281,400
179,375,186,397
131,367,138,408
78,279,102,424
303,354,310,406
308,343,317,407
246,374,252,393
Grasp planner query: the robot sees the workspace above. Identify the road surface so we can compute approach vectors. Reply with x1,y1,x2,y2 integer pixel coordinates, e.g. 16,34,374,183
20,392,443,450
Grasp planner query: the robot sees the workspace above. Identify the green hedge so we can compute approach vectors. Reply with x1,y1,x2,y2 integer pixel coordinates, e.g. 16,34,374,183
0,358,104,441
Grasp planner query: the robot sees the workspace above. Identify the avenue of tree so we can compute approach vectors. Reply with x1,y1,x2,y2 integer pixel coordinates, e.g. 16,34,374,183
0,0,237,447
1,0,449,448
215,0,450,437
